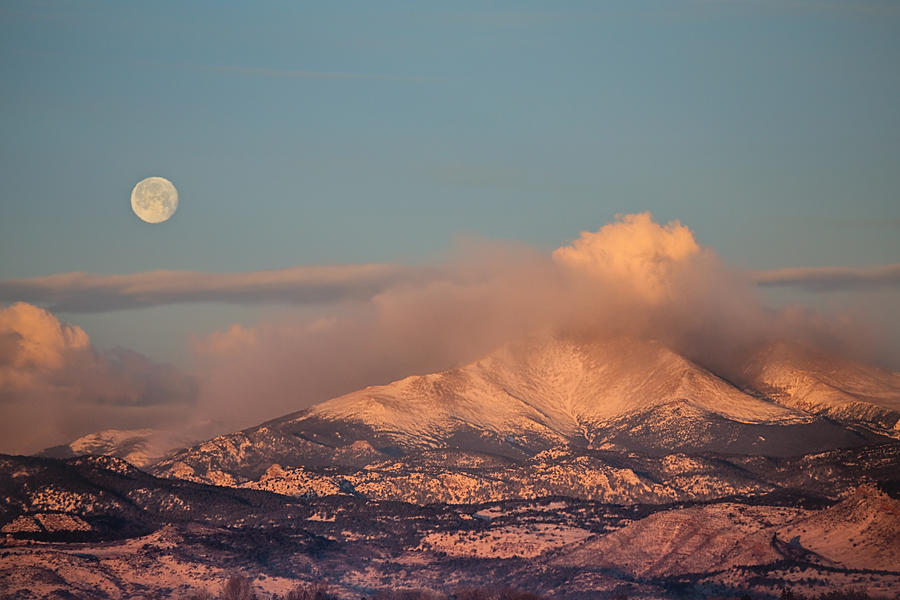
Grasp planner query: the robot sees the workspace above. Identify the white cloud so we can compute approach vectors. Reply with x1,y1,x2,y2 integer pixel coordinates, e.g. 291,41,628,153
0,302,197,454
2,214,893,450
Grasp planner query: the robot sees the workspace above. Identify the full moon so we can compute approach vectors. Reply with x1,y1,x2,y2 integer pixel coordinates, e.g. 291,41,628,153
131,177,178,224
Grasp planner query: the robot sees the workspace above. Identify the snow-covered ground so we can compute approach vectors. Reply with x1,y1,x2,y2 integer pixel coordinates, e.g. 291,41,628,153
2,485,899,599
308,337,815,444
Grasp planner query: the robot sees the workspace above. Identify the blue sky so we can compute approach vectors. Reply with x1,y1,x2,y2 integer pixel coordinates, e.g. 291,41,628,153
2,0,899,362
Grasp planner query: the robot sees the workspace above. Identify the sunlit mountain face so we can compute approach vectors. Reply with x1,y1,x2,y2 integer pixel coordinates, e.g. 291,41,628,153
3,1,900,595
4,208,900,598
6,212,900,597
4,330,899,598
153,335,897,487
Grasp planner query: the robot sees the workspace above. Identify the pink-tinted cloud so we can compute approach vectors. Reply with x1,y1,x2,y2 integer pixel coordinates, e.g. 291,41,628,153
552,212,705,303
2,214,892,452
189,213,886,433
0,264,424,312
1,230,895,317
752,263,900,291
0,302,197,455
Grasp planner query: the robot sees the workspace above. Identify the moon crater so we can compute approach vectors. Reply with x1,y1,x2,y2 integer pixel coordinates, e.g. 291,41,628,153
131,177,178,224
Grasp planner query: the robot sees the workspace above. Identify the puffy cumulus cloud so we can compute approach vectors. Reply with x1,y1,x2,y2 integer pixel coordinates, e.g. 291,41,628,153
188,213,886,431
0,301,90,382
552,212,705,303
4,214,887,448
0,303,197,455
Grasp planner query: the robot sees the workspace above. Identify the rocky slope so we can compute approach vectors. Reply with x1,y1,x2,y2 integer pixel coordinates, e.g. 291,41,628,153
8,335,900,599
0,454,296,541
2,453,898,599
555,502,804,576
554,484,900,583
745,341,900,437
231,442,900,505
776,484,900,571
152,336,898,495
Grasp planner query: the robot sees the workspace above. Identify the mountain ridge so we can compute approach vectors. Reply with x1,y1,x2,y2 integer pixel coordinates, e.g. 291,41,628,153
159,336,896,476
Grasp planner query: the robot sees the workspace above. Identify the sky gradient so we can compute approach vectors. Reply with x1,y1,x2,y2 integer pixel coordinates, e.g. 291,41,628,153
1,2,899,402
4,2,899,269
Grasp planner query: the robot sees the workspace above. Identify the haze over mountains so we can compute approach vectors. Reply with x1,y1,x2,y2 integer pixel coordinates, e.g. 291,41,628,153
4,0,900,592
39,428,197,468
137,333,899,508
6,213,898,459
306,335,898,452
34,311,900,494
4,214,900,598
4,333,900,598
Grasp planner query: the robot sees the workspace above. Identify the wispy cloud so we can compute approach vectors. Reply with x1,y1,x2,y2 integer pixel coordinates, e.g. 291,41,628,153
753,264,900,291
3,214,895,453
4,257,899,315
0,264,428,312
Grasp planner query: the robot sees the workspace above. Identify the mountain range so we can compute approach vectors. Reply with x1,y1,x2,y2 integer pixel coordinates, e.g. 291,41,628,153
6,334,900,598
148,336,899,495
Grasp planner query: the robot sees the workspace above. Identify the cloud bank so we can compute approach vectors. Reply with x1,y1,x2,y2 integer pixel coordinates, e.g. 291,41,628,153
753,264,900,291
0,302,197,454
0,264,424,312
1,245,896,317
0,232,900,313
1,213,892,453
190,213,885,433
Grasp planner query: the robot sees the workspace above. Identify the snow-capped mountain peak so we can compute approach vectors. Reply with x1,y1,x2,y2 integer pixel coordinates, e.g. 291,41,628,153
307,336,811,447
745,340,900,435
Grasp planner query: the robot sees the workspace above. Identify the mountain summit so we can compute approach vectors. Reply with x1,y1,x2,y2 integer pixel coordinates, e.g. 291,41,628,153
152,335,898,488
311,336,810,446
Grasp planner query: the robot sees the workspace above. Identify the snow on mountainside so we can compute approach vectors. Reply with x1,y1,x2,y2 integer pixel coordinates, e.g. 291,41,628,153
234,442,900,505
8,336,900,598
297,335,894,457
776,484,900,571
3,452,898,599
746,341,900,437
39,429,194,468
309,337,810,446
151,334,900,490
555,502,807,576
555,485,900,578
35,338,900,482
